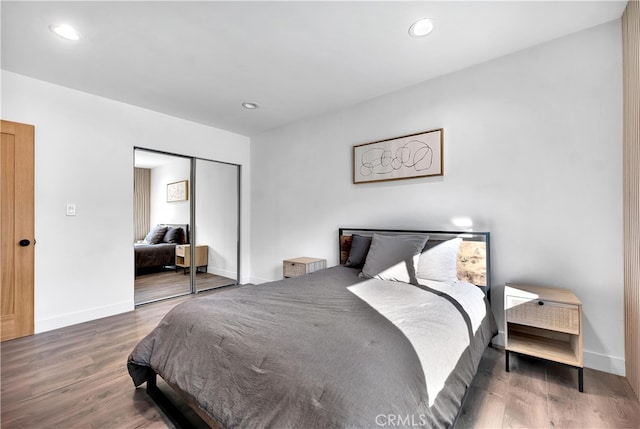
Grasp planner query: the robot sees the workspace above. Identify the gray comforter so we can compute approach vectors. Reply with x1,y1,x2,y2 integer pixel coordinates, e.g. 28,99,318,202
134,243,176,269
128,266,497,428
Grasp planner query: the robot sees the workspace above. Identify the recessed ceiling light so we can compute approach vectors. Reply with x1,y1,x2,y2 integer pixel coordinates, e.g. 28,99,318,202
242,102,259,110
49,24,80,41
409,18,434,38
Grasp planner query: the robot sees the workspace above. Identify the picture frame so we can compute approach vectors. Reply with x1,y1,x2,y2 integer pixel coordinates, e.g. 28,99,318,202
353,128,443,184
167,180,188,202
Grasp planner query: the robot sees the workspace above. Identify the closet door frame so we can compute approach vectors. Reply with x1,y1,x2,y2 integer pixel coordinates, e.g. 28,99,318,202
190,156,242,293
134,147,241,298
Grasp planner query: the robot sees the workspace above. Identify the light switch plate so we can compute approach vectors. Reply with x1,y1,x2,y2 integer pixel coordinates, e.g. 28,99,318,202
66,203,76,216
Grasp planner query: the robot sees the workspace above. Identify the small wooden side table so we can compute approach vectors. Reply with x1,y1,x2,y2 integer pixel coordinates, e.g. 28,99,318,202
176,244,208,274
283,257,326,278
504,283,583,392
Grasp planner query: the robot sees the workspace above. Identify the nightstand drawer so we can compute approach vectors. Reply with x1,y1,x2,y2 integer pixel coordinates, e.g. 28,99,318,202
283,261,307,278
176,245,186,257
506,296,579,335
283,257,327,278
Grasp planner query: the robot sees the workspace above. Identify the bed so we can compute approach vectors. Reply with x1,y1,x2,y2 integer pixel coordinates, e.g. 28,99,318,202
128,228,497,428
134,224,189,272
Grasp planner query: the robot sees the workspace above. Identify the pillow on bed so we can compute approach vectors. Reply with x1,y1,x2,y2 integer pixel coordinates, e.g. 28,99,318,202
163,227,184,244
416,237,462,282
344,234,372,268
361,234,429,283
144,225,168,245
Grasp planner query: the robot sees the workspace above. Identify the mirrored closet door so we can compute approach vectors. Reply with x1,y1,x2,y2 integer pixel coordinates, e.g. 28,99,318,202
194,159,239,292
133,148,240,305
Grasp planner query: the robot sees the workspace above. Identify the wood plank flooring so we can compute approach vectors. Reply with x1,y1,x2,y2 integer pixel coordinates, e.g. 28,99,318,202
135,269,236,304
2,288,639,428
1,289,232,428
455,347,640,428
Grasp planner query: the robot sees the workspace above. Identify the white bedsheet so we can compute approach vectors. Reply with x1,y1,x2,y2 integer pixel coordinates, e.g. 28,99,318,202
348,278,490,407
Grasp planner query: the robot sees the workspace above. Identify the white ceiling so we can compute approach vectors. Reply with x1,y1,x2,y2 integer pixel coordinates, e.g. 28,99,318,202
134,149,187,169
1,1,627,137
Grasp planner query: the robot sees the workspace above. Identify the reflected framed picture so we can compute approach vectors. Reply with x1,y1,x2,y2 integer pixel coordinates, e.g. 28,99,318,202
353,128,443,184
167,180,188,202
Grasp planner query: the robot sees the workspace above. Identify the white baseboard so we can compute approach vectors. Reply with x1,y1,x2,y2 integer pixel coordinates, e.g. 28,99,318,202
35,300,133,334
239,276,251,285
493,330,625,376
247,275,272,285
584,350,626,376
208,267,238,280
492,331,506,348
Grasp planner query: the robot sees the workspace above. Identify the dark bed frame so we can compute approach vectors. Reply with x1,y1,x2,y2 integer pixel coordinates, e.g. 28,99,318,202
142,227,492,428
146,369,193,428
146,368,218,428
338,227,491,299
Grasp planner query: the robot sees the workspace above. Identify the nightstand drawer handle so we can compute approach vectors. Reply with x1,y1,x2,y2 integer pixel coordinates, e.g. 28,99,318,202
538,301,544,306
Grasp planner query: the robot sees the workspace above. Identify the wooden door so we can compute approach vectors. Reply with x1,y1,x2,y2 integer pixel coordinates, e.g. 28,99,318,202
1,120,35,341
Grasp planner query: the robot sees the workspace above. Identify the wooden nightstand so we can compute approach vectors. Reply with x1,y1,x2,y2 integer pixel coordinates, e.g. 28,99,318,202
283,257,326,278
505,283,583,392
176,245,208,274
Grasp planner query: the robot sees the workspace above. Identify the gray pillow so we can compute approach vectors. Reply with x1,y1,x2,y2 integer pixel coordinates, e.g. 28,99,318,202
361,234,429,283
345,234,372,268
144,225,168,245
163,227,184,244
416,237,462,282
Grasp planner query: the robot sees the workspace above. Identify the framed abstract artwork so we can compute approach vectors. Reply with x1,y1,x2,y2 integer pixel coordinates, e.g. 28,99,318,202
167,180,188,202
353,128,443,184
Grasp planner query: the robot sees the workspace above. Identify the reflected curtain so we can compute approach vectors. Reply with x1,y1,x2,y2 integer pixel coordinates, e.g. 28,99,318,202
134,168,151,241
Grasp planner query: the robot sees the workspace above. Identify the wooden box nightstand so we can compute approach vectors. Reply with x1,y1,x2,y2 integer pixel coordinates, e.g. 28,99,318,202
505,283,583,391
176,245,208,274
283,257,326,278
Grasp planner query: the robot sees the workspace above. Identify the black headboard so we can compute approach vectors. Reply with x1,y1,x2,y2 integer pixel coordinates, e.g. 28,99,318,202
338,227,491,297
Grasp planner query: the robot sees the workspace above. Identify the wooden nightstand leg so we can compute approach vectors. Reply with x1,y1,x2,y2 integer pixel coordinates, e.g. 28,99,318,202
578,367,584,392
505,350,510,372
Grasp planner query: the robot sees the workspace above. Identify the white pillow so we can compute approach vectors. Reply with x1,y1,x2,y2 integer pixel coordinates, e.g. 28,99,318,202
416,238,462,282
361,234,429,283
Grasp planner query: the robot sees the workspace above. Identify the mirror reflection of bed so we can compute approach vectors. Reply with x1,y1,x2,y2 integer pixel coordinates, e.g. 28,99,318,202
134,224,236,304
134,149,239,305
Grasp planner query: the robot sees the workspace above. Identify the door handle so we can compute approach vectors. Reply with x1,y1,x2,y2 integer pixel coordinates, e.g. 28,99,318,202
19,239,31,247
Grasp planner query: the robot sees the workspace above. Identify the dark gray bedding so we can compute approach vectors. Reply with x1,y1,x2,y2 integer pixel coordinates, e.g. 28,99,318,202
128,266,497,428
134,243,176,270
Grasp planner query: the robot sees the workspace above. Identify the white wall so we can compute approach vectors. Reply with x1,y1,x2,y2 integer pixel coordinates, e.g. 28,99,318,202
149,158,191,227
196,160,239,279
145,154,240,279
1,70,251,332
250,21,623,374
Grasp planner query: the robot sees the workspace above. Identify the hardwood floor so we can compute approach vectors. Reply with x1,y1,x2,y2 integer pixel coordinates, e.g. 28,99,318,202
135,269,237,304
0,289,231,428
2,289,639,428
455,347,640,428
